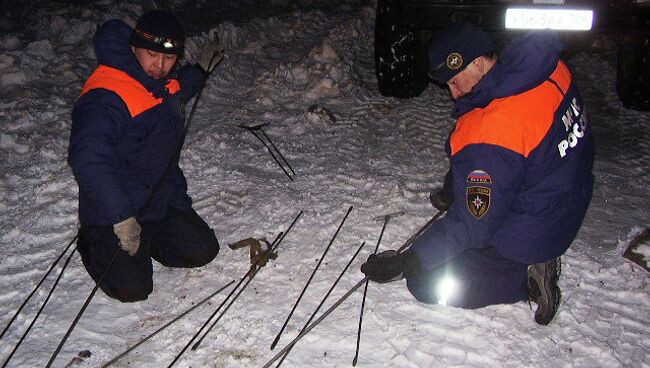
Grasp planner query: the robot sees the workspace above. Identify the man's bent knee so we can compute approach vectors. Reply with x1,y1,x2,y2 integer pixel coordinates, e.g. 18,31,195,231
184,241,220,267
407,270,527,309
406,273,467,307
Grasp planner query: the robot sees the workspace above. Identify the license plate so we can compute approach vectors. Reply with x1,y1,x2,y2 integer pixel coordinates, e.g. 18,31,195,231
505,8,593,31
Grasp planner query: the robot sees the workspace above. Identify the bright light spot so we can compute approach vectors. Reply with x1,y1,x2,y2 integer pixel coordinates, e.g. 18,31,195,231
436,276,458,306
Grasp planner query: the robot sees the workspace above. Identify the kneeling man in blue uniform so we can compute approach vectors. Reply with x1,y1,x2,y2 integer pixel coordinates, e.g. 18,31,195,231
361,22,594,325
68,11,220,302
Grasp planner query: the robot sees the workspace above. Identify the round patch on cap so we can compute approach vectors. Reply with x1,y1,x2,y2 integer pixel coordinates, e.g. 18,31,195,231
446,52,463,70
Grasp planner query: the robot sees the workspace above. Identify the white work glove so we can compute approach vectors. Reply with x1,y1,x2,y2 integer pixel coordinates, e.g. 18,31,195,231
197,38,224,74
113,217,141,256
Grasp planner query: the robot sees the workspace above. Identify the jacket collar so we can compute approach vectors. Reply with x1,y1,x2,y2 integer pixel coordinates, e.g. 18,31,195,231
455,31,565,117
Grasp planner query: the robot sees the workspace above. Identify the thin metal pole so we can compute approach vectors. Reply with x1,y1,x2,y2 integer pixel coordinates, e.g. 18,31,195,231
248,129,294,181
45,247,120,368
270,206,353,350
142,51,221,213
259,128,295,175
192,228,297,350
353,215,392,366
166,234,280,368
397,209,445,253
167,211,303,367
0,234,77,340
275,241,367,368
184,50,222,139
190,277,255,350
262,277,367,368
101,280,235,368
191,259,264,350
2,245,77,368
349,210,445,365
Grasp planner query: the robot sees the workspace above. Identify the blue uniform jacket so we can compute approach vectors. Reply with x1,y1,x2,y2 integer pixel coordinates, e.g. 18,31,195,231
411,31,595,267
68,19,205,225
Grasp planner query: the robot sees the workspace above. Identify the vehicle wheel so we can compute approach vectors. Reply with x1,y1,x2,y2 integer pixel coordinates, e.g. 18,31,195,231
616,35,650,111
374,0,429,98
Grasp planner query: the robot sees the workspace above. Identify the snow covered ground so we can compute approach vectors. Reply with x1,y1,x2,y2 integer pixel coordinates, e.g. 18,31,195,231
1,1,649,367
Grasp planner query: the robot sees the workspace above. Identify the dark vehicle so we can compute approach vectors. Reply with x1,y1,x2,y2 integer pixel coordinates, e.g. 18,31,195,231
375,0,650,110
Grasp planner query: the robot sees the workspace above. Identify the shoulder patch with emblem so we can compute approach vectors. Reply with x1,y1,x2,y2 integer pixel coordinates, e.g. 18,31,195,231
467,186,490,219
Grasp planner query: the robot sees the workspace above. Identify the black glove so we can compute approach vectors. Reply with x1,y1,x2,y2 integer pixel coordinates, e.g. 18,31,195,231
429,187,452,211
360,249,423,283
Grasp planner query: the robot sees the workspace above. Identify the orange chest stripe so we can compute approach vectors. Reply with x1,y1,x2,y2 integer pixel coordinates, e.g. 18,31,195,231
451,61,572,158
80,65,162,118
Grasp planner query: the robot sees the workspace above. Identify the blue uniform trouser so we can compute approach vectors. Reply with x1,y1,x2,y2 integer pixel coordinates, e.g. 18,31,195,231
77,207,220,302
407,247,528,309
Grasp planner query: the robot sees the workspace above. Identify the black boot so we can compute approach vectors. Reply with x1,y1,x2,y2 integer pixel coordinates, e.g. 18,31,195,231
527,257,562,325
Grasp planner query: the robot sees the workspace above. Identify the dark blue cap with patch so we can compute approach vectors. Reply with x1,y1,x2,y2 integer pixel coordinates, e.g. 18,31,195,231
427,22,494,84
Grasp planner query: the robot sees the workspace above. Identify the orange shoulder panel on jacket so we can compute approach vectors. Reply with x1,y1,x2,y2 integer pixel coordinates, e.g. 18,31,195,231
79,65,162,118
450,61,572,158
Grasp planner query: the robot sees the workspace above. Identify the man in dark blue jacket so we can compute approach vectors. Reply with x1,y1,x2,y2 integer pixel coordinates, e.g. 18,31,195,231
362,22,594,325
68,10,221,302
